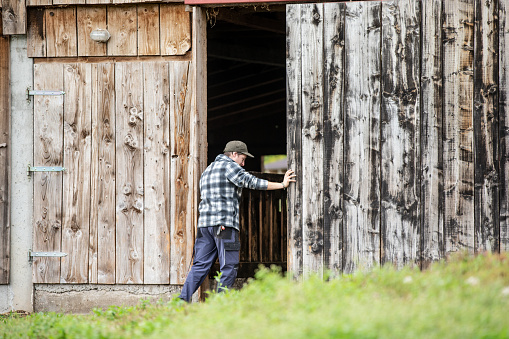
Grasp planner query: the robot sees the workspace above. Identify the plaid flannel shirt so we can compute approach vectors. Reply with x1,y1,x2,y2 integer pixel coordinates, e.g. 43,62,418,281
198,154,268,231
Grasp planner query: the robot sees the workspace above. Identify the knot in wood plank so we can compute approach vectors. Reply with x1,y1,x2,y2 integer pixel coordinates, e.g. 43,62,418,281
124,133,138,149
303,123,322,140
123,183,132,195
36,219,48,233
312,6,322,25
133,199,143,213
117,200,129,212
52,220,61,230
5,9,17,23
306,230,323,254
70,217,80,233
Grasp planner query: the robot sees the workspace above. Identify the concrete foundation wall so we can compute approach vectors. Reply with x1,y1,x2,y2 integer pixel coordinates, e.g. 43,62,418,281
0,35,34,314
34,284,183,313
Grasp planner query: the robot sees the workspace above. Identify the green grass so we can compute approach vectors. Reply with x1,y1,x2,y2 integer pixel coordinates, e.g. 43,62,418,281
2,252,509,339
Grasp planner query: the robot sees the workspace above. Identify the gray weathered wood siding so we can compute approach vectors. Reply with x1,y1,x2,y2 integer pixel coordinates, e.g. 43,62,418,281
287,0,509,276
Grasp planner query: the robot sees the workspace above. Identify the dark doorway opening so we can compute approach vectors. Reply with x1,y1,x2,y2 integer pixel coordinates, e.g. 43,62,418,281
207,5,287,172
206,6,288,281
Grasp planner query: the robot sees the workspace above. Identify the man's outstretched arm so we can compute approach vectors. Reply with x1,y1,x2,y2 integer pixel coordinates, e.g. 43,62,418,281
266,169,296,190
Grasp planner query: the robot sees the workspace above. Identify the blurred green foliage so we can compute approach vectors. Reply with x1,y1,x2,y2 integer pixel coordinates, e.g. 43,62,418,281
1,252,508,339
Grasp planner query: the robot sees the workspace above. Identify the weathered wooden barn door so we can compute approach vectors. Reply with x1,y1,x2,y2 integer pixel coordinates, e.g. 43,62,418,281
287,0,508,277
31,60,195,284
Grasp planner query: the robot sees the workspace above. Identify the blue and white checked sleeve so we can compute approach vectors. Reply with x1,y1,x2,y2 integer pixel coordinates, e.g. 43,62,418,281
225,162,268,190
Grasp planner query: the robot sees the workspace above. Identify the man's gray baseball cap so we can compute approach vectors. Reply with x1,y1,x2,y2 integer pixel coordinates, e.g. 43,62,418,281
223,140,254,158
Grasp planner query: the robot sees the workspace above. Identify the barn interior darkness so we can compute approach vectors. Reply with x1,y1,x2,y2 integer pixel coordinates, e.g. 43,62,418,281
206,6,287,172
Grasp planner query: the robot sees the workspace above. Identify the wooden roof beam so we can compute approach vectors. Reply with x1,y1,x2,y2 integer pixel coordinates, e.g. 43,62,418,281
215,8,285,34
209,39,284,67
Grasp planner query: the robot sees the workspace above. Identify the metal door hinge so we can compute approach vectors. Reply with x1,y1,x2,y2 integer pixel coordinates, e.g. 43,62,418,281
26,87,65,102
27,164,66,177
28,249,67,264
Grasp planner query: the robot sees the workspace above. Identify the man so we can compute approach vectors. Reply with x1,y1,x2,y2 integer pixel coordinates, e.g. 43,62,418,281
178,140,296,302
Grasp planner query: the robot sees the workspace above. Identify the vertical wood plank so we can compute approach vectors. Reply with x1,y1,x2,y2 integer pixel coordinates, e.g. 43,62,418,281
380,0,421,268
191,7,207,297
261,191,271,262
61,63,92,283
2,0,27,34
143,62,170,284
160,4,191,56
443,0,475,254
250,190,260,262
421,0,444,267
169,61,193,284
138,4,160,56
500,0,509,252
323,2,344,276
107,5,137,56
272,189,282,263
286,4,303,277
343,1,382,273
46,7,78,58
27,8,46,58
0,21,10,284
191,6,207,223
115,62,144,284
282,190,287,264
239,193,248,262
77,6,107,57
90,63,116,284
33,63,64,284
89,64,98,284
473,0,499,252
301,3,324,276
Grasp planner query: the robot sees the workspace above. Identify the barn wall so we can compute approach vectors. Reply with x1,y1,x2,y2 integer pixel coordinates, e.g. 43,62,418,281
1,6,207,312
287,0,509,276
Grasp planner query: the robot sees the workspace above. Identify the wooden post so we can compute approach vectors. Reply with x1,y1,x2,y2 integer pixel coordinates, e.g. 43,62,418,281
286,3,303,278
191,5,209,300
0,18,10,284
169,61,193,285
